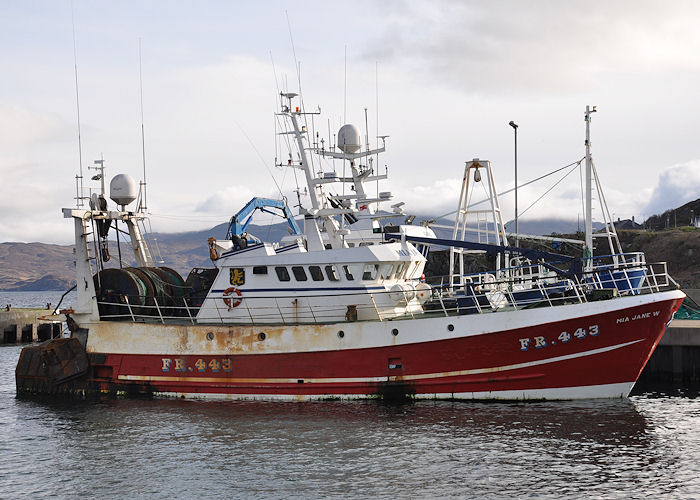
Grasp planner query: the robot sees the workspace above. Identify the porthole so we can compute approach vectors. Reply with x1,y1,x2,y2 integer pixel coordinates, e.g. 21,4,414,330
338,330,345,338
447,324,454,332
391,328,399,336
206,331,215,340
258,332,266,341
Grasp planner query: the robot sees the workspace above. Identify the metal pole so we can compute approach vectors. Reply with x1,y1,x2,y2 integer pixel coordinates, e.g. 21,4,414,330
584,106,596,269
509,121,519,246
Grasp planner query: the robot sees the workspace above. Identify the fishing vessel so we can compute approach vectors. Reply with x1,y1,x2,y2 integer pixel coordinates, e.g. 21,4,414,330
16,95,684,400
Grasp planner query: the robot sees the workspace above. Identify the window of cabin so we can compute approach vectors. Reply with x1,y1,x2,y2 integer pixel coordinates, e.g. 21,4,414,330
406,261,421,278
348,243,355,248
362,264,379,281
343,264,358,281
275,266,290,281
379,263,394,280
359,242,373,247
404,261,417,279
325,265,340,282
292,266,308,281
253,266,268,275
393,262,406,280
309,265,324,281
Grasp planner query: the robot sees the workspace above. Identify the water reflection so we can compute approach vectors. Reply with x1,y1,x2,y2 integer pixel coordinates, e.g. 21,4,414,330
2,344,699,499
6,397,660,497
17,396,653,447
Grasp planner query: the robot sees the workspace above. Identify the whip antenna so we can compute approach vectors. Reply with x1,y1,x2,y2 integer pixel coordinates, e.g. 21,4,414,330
285,11,302,100
71,2,84,207
138,37,148,212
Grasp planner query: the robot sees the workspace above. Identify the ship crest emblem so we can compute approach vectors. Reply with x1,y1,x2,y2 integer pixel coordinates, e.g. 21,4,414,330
230,268,245,286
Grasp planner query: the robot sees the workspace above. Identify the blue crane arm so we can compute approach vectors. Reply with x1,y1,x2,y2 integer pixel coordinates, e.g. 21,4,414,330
226,197,301,240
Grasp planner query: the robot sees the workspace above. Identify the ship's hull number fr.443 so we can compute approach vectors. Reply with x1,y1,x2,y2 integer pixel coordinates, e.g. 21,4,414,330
519,325,599,351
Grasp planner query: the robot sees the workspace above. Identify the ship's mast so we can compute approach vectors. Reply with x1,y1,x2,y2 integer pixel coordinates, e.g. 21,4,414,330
584,105,596,268
278,92,391,250
288,108,321,211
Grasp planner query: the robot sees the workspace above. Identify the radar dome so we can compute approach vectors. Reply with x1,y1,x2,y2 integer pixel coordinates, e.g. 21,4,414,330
337,124,362,153
110,174,138,207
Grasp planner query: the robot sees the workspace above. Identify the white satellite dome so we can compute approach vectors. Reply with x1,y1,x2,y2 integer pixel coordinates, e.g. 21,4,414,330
337,124,362,153
110,174,138,207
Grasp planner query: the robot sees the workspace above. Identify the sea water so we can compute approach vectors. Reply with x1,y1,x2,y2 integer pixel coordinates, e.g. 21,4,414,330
1,292,698,498
0,290,77,310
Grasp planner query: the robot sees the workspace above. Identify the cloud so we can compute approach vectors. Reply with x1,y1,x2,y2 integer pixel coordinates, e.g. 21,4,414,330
0,103,71,151
364,1,700,95
0,182,70,243
392,177,464,218
644,160,700,215
194,185,257,214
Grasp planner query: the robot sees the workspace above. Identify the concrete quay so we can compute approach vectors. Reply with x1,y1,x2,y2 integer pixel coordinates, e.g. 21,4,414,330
1,308,63,344
637,319,700,388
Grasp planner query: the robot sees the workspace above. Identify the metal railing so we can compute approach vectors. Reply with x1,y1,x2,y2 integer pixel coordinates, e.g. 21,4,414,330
93,258,678,325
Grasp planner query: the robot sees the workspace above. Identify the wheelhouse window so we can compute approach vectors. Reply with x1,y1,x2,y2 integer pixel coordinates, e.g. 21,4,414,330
275,266,290,282
325,265,339,282
362,264,379,281
292,266,308,281
379,263,394,280
393,262,406,279
405,261,421,278
309,265,324,281
343,264,358,281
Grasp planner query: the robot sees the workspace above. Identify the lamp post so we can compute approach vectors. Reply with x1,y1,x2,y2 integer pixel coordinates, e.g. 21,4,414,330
509,120,518,246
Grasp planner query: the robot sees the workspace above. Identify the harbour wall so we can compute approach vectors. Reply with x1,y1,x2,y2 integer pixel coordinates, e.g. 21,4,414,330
0,308,63,343
635,319,700,389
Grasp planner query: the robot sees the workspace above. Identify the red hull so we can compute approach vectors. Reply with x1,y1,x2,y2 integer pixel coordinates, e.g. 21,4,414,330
89,296,682,400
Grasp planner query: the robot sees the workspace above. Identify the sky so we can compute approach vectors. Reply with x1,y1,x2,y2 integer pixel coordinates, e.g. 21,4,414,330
2,0,700,244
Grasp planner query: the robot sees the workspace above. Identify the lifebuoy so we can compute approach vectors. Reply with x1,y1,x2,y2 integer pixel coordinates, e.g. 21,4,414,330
223,287,242,310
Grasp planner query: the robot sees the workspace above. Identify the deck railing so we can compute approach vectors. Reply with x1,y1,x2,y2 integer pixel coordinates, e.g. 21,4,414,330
93,259,678,325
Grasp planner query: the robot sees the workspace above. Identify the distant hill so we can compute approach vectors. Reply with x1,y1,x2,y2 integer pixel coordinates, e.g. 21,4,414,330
0,215,697,291
645,198,700,230
0,243,75,291
0,220,293,291
616,229,700,289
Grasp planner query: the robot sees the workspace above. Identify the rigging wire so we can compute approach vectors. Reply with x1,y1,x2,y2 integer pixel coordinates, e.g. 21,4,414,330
433,158,584,221
269,51,281,96
517,161,581,219
274,111,303,212
283,14,318,203
285,11,302,106
233,120,285,200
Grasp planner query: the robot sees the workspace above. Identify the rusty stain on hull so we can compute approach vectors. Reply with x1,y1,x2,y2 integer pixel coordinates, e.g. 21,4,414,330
85,320,339,356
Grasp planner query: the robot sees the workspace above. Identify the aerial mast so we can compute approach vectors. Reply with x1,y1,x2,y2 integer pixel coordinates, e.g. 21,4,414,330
584,105,596,268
